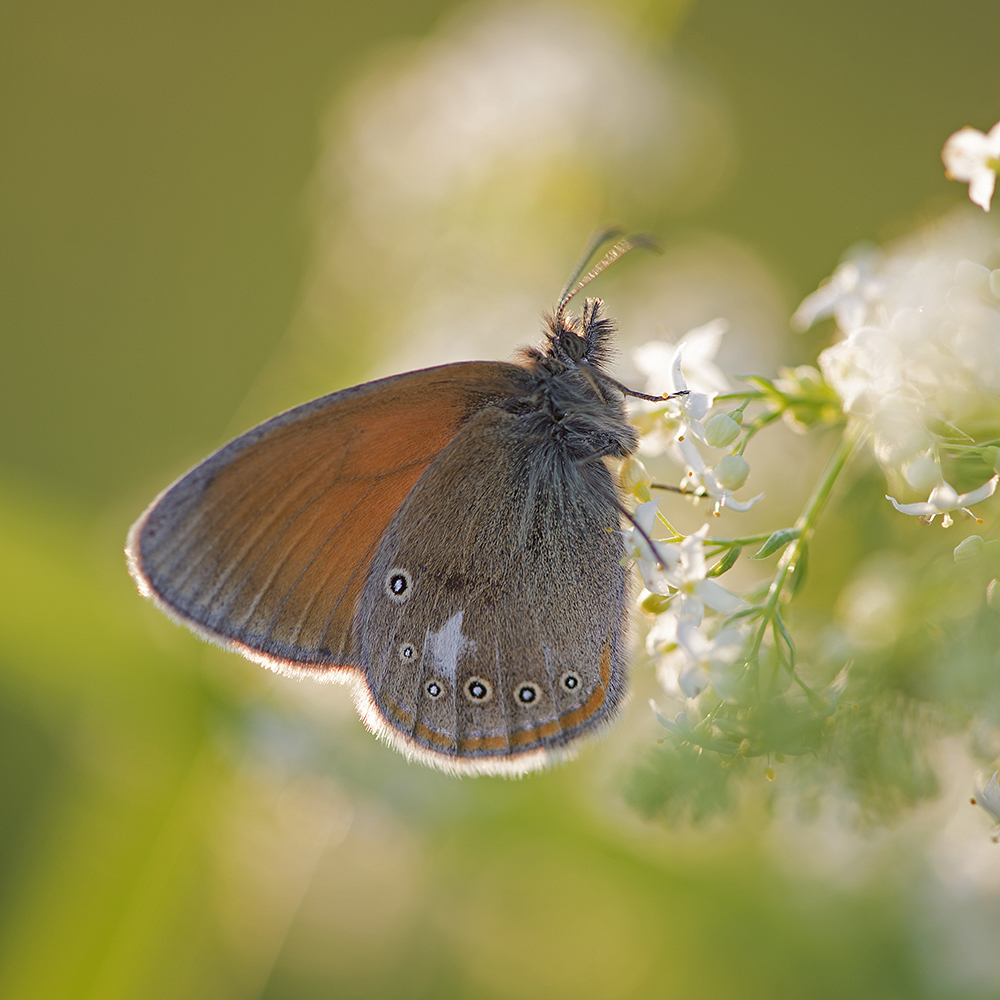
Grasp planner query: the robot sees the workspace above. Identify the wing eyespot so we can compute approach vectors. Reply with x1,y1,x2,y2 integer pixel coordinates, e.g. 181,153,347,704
515,682,540,706
385,568,413,603
398,642,418,662
425,678,445,700
464,676,492,703
560,670,582,692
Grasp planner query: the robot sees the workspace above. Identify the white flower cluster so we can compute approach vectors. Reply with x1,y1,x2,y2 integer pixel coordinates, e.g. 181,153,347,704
796,213,1000,523
624,325,761,701
624,501,747,700
630,320,764,515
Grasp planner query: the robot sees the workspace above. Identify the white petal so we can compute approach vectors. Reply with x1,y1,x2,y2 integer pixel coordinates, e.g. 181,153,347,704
680,319,727,366
942,127,990,181
721,492,765,512
679,436,707,474
968,168,996,212
792,283,840,331
885,494,935,516
669,343,689,395
986,120,1000,153
678,663,709,698
928,482,960,511
640,562,674,596
957,474,999,506
633,498,660,535
696,579,744,614
676,617,712,658
975,771,1000,823
646,611,680,654
633,340,677,395
683,390,714,423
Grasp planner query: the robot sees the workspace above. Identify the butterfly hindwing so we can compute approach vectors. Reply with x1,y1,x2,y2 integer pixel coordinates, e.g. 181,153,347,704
351,403,631,773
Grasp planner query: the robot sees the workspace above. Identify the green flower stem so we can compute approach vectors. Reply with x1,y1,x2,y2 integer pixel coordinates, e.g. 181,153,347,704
705,533,775,549
737,409,783,454
749,418,867,663
713,391,767,404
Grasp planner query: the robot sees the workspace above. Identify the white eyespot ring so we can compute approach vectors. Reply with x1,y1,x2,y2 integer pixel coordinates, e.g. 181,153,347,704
398,643,417,663
425,678,444,700
384,567,413,603
464,676,492,703
515,681,540,706
560,671,582,692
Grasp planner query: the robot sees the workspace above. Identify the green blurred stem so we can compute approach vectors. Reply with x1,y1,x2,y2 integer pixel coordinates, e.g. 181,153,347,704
750,418,866,663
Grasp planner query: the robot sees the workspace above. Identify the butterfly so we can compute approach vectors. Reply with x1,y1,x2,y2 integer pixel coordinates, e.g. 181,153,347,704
126,232,672,775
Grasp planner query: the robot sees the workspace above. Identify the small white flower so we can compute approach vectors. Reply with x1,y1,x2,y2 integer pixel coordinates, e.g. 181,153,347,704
942,122,1000,212
624,499,673,593
885,475,998,527
792,252,885,333
633,319,731,396
659,525,744,624
646,609,681,656
972,770,1000,843
817,321,907,417
631,324,727,457
678,438,764,514
672,620,747,699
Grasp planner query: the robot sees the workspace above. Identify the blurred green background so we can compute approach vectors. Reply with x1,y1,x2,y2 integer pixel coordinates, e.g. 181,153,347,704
3,1,1000,998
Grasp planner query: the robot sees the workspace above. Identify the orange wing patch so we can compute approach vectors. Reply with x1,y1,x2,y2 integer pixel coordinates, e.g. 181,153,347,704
129,362,529,670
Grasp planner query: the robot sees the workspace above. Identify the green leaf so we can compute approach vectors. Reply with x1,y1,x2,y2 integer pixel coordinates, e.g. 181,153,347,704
708,545,742,578
750,528,802,560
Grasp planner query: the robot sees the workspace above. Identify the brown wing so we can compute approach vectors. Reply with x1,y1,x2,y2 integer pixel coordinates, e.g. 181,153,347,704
348,405,632,776
126,361,531,677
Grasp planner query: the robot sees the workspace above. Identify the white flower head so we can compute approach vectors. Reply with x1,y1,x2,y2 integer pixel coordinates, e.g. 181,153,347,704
633,319,730,396
662,619,747,700
632,323,727,457
646,608,681,656
803,214,1000,482
972,770,1000,843
658,525,744,624
942,122,1000,212
624,499,674,594
792,250,885,333
886,475,998,527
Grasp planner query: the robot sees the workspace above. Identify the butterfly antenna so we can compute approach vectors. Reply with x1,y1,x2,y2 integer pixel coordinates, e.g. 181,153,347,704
555,230,661,325
555,226,624,315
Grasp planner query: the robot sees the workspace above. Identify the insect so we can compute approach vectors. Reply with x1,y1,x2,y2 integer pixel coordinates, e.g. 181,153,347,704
127,232,673,775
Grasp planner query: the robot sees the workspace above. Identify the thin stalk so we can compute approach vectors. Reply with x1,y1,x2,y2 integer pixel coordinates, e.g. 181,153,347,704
749,418,867,661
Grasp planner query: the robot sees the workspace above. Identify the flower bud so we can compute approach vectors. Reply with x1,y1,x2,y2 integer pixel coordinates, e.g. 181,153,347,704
640,591,672,615
954,534,986,564
704,413,741,448
903,456,940,492
715,454,750,491
620,457,652,500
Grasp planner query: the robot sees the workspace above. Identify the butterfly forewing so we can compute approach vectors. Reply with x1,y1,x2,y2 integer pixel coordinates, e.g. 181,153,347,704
128,362,529,673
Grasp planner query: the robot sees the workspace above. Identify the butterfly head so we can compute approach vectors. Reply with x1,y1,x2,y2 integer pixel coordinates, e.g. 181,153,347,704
543,296,616,373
